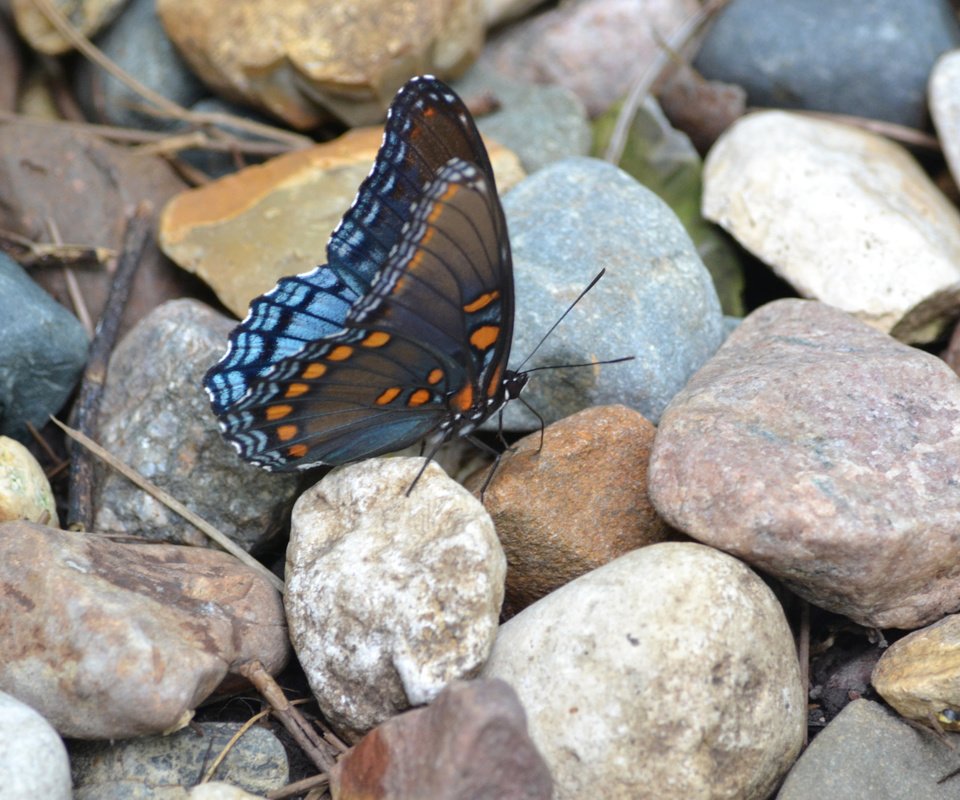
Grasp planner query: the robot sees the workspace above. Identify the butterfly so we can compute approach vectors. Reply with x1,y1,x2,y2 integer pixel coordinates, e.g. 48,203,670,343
204,75,528,472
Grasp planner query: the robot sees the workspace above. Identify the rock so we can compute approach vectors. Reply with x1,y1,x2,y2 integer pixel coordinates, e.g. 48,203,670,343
11,0,131,55
179,96,276,178
483,0,700,117
188,785,265,800
93,300,298,551
703,111,960,343
469,405,669,615
0,691,71,800
649,299,960,629
0,436,58,526
942,314,960,376
156,0,484,128
500,156,724,428
74,0,207,129
695,0,960,129
872,614,960,730
656,63,747,155
0,120,198,340
592,94,745,316
70,722,288,799
453,65,591,174
159,126,524,318
0,253,88,439
0,14,22,111
776,699,960,799
0,521,288,738
285,457,505,739
331,680,552,800
482,542,805,799
930,49,960,192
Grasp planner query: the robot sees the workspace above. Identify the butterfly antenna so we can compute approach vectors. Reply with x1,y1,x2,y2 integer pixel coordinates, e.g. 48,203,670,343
406,438,447,496
514,269,607,373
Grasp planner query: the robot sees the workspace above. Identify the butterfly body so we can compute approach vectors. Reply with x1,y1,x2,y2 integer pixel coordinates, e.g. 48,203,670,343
204,76,524,470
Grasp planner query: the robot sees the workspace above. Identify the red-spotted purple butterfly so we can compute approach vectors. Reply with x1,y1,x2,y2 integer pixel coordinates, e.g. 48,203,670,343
204,76,527,470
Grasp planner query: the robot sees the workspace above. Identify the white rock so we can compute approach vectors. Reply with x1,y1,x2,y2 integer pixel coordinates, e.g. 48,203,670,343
703,110,960,343
0,691,70,799
285,457,506,737
482,542,805,800
930,50,960,193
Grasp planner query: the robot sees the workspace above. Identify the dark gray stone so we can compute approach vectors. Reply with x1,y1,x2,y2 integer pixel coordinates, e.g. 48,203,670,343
70,722,288,799
694,0,960,128
453,65,591,174
0,254,88,440
498,157,724,428
74,0,207,129
179,96,275,178
777,700,960,799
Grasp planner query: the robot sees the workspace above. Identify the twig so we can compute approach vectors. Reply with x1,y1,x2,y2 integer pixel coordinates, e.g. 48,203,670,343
235,660,338,775
0,228,113,272
201,707,272,783
603,0,730,164
44,217,96,339
267,773,331,799
51,417,285,593
66,204,152,530
793,110,941,151
25,0,312,150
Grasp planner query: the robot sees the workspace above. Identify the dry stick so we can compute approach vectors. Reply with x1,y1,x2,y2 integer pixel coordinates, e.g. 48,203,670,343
603,0,730,165
266,773,331,800
65,204,152,530
795,110,941,151
25,0,311,150
51,417,285,592
235,660,338,775
45,217,96,340
200,706,272,783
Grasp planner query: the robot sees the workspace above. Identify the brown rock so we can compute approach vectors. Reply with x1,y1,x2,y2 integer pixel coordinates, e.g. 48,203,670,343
331,679,552,800
0,521,288,738
157,0,484,128
0,120,200,339
649,298,960,629
159,127,523,318
656,64,747,155
470,405,669,614
11,0,129,55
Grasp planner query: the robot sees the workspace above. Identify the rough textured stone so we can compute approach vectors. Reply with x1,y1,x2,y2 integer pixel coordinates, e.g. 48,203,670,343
0,436,58,526
157,0,484,128
0,521,288,739
482,543,805,800
483,0,700,117
500,157,724,429
776,700,960,800
649,299,960,629
11,0,130,54
93,299,298,551
930,49,960,194
0,253,88,440
285,457,505,739
0,691,71,800
70,722,288,799
331,680,553,800
159,127,523,318
703,111,960,344
469,405,669,615
872,614,960,730
695,0,960,129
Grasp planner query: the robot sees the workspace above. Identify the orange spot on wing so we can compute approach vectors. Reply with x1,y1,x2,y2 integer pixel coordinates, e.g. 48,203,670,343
427,368,443,385
286,383,309,398
470,325,499,351
463,291,500,313
288,444,308,458
362,331,391,347
303,363,326,379
277,424,298,442
451,383,474,412
376,386,402,405
266,404,293,421
327,345,354,361
486,363,504,398
408,389,431,407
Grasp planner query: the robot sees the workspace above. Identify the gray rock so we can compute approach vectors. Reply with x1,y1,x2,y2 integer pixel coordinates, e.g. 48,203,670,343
649,299,960,629
0,691,71,800
694,0,960,129
285,457,505,738
482,542,805,800
0,253,88,440
74,0,207,129
179,97,274,178
500,156,724,428
70,722,288,799
777,700,960,799
453,65,591,174
93,299,298,551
